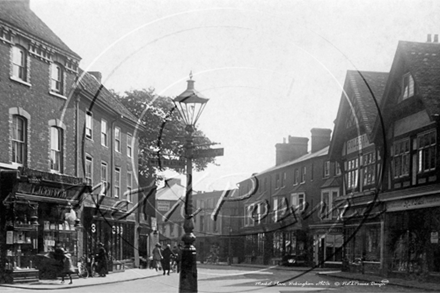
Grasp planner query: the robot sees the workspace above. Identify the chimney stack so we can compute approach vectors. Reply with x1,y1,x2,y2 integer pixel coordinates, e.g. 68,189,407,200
88,71,102,83
428,34,432,42
311,128,332,153
275,136,308,166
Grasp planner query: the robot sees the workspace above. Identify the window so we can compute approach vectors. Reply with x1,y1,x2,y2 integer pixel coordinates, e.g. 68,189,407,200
335,162,342,176
323,161,330,177
321,191,332,220
101,162,108,195
50,127,63,172
50,63,63,94
85,155,93,185
101,119,108,146
293,169,299,185
346,157,359,191
402,73,415,100
393,139,410,178
85,112,93,139
114,167,120,198
301,166,306,183
311,163,314,180
275,173,280,189
363,152,376,186
12,46,27,82
245,204,255,226
281,172,286,188
127,133,133,157
291,193,306,212
417,130,436,173
127,171,132,202
115,127,121,152
11,115,26,164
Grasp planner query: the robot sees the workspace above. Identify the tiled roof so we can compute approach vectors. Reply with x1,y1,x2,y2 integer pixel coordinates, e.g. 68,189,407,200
78,69,139,123
0,1,80,59
398,41,440,116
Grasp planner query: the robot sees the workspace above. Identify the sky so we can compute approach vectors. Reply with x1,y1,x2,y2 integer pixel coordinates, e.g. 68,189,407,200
31,0,440,192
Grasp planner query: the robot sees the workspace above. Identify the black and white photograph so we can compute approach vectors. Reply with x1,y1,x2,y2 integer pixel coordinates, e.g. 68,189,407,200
1,0,440,292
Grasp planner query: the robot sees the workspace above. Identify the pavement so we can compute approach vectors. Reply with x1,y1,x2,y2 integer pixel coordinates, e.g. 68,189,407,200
0,264,439,291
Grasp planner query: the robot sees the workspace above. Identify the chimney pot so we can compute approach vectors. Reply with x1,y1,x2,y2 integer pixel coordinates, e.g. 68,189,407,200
88,71,102,83
428,34,432,42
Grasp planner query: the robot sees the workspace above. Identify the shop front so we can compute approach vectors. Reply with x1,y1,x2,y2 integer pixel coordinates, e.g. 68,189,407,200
1,168,88,282
311,225,343,268
385,196,440,281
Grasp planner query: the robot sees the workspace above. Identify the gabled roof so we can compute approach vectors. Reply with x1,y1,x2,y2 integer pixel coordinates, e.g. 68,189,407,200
78,69,139,123
329,70,388,160
0,1,80,59
156,178,185,201
373,40,440,140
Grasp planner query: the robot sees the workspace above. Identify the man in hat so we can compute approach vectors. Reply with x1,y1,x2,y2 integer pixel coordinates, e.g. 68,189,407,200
152,243,163,272
95,242,108,277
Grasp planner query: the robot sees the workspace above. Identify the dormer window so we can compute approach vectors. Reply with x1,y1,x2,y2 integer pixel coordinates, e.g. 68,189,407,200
402,73,414,100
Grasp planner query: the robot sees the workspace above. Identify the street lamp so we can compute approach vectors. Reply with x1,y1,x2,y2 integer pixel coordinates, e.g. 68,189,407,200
173,72,209,293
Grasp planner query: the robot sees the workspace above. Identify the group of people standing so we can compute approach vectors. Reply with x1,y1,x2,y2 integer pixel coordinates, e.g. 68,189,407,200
152,243,182,275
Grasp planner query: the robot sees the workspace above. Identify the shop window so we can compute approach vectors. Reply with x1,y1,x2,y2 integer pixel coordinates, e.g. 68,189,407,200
85,112,93,139
115,127,121,152
114,167,120,198
12,45,28,82
11,115,27,165
50,126,63,173
363,151,376,186
101,119,108,147
346,157,359,191
127,133,133,157
325,235,343,262
50,63,64,94
417,130,436,173
393,139,410,178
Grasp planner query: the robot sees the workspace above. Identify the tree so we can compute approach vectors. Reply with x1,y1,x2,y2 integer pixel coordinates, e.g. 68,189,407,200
113,88,217,179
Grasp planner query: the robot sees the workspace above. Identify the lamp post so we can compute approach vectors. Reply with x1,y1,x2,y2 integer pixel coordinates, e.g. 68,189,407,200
173,72,209,293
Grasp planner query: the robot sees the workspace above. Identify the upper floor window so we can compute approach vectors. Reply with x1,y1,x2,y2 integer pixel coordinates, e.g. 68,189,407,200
12,46,27,82
402,73,415,100
293,169,299,185
346,157,359,191
291,193,306,212
335,162,342,176
321,189,339,220
363,152,376,186
417,130,436,173
11,115,27,165
85,112,93,139
114,167,121,198
50,126,63,172
127,171,132,202
101,161,108,195
301,166,306,183
275,173,280,189
50,63,64,94
127,133,133,157
393,139,410,178
85,155,93,186
281,172,286,188
323,161,330,178
115,127,121,152
101,119,108,147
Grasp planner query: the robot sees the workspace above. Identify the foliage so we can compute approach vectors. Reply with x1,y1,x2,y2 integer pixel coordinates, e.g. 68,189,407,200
112,88,216,178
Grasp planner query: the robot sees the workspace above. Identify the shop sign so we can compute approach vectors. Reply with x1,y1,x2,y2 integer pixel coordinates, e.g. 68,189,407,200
346,134,373,154
431,232,439,244
157,201,170,211
387,195,440,212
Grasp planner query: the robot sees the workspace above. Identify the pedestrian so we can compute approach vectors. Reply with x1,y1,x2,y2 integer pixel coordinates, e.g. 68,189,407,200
53,243,73,284
161,244,175,275
95,242,108,277
172,244,182,273
152,243,163,272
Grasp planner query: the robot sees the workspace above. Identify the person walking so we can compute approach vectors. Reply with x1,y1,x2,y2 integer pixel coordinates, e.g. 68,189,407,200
172,244,182,273
53,243,73,284
161,244,175,275
152,243,163,272
95,242,108,277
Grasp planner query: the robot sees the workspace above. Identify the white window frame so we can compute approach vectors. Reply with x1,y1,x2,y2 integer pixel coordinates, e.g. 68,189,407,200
321,188,339,221
127,133,133,157
301,166,306,183
115,126,121,152
50,126,62,173
86,112,93,139
50,62,63,94
402,73,415,100
291,193,306,212
85,154,93,186
12,45,27,82
101,119,108,147
127,171,132,202
100,161,108,195
11,115,26,165
417,130,436,173
323,161,330,178
114,167,120,198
